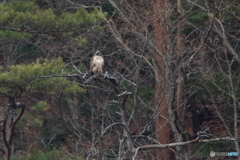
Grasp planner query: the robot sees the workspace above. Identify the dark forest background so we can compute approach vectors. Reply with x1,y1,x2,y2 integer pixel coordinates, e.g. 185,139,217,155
0,0,240,159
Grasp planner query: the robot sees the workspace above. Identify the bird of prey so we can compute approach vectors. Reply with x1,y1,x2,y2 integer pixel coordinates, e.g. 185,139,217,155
90,51,104,75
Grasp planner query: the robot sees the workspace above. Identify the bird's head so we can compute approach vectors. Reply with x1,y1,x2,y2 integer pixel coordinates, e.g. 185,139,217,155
95,51,102,56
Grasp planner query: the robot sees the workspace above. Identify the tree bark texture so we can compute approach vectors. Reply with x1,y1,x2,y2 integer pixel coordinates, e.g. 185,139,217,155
119,95,134,156
2,99,25,160
175,0,188,159
152,0,174,159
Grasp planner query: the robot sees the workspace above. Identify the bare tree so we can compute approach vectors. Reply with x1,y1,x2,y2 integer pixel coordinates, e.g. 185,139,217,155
1,98,25,160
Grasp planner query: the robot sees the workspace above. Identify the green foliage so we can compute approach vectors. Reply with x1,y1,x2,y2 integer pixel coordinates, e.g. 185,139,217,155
137,85,154,101
185,9,208,34
40,122,69,149
22,102,46,127
188,9,208,25
0,0,105,40
0,30,29,40
76,37,88,47
33,101,48,110
9,0,38,13
33,115,44,127
21,112,44,127
0,58,84,97
11,148,83,160
18,43,43,61
64,83,85,93
187,68,240,103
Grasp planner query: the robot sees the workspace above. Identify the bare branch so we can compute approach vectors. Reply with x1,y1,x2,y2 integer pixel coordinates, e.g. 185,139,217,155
208,13,240,62
93,122,124,146
103,17,155,71
186,0,207,11
132,137,237,159
120,96,134,153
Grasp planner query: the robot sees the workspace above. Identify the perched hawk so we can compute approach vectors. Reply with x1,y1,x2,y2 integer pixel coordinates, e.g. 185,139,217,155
90,51,104,75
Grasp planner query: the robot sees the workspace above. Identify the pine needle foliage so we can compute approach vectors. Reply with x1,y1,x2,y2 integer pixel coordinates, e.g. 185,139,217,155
0,0,105,40
0,58,85,98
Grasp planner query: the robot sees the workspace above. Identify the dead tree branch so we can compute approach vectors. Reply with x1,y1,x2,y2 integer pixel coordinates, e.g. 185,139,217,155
120,94,134,154
132,136,238,159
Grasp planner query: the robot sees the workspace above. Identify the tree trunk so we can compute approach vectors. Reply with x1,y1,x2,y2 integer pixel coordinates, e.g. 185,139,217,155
176,0,185,129
153,0,174,159
2,99,25,160
175,0,188,159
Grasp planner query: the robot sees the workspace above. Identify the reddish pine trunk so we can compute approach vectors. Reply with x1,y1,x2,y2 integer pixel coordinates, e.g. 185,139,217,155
152,0,174,159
